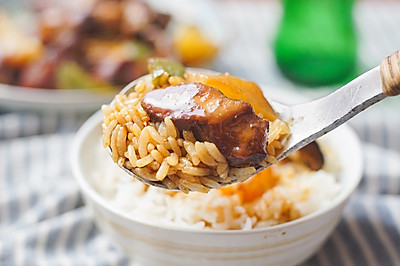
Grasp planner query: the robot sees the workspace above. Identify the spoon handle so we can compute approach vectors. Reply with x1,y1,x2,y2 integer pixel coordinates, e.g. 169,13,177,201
380,50,400,96
275,49,400,164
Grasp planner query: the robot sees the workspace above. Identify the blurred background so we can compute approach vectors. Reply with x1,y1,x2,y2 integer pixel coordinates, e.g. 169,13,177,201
1,0,400,113
1,0,400,265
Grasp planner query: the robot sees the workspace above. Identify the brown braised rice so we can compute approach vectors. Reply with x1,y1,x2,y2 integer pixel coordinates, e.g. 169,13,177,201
102,73,290,193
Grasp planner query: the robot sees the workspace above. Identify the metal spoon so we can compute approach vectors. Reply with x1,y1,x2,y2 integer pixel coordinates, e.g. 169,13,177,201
111,50,400,191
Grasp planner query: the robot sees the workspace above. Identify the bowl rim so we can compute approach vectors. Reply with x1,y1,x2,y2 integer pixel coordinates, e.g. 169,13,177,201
71,96,363,235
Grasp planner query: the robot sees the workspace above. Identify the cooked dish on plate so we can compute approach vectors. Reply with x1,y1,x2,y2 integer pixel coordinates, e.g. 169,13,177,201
0,0,218,92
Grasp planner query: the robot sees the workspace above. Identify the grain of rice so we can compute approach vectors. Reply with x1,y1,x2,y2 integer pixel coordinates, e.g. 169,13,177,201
156,160,170,181
130,138,139,150
268,120,290,145
127,91,139,100
125,121,134,132
149,161,160,171
230,167,256,182
163,177,178,189
168,174,180,185
117,157,125,166
135,80,146,93
165,118,177,138
176,171,199,183
115,111,127,125
199,177,221,189
102,117,110,127
266,155,278,164
163,141,172,150
132,123,142,138
128,109,144,129
157,144,170,157
148,126,164,144
158,123,168,138
182,166,211,176
147,143,155,153
135,154,154,167
134,167,158,181
116,125,127,157
166,153,179,166
136,105,148,118
151,149,164,164
127,98,141,107
167,167,177,175
180,178,209,193
123,160,133,169
212,175,233,183
125,145,137,167
110,125,120,162
168,137,182,157
195,142,218,166
183,141,200,166
102,119,117,147
115,94,127,111
177,138,184,147
125,114,132,123
268,131,278,144
182,130,196,142
273,141,282,149
217,163,229,179
267,144,275,155
204,142,226,163
179,157,193,167
138,127,150,157
178,183,190,194
101,104,113,116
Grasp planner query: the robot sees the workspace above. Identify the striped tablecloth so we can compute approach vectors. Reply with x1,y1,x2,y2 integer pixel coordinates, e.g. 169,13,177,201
1,1,400,265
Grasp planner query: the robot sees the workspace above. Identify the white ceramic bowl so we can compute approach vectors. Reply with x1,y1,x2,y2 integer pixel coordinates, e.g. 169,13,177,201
71,101,362,266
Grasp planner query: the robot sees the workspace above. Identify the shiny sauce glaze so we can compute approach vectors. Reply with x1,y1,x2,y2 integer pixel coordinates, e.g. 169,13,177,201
141,82,269,167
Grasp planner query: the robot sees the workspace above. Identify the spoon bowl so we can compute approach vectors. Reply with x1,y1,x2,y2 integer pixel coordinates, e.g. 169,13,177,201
108,50,400,191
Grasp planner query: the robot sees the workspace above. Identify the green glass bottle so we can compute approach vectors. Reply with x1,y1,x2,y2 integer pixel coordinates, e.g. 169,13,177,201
274,0,357,87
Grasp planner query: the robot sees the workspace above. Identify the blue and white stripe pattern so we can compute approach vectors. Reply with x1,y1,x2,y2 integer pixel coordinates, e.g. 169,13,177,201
1,0,400,265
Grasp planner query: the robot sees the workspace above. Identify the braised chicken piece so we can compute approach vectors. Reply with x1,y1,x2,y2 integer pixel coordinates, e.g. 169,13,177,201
141,82,270,167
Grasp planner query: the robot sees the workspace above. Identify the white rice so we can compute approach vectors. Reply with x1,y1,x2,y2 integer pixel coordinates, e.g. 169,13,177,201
90,138,341,230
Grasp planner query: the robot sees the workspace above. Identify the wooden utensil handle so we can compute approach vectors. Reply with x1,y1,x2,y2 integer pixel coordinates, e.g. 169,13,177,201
380,50,400,96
